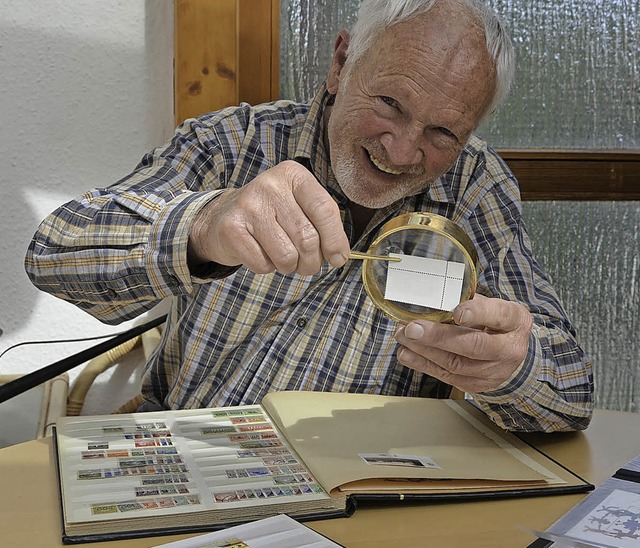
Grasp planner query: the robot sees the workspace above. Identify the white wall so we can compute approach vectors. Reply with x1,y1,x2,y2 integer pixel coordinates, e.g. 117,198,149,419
0,1,174,413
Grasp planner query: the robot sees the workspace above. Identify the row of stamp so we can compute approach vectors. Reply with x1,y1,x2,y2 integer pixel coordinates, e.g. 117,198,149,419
212,482,326,504
90,494,201,515
88,482,324,515
80,429,280,453
81,446,178,459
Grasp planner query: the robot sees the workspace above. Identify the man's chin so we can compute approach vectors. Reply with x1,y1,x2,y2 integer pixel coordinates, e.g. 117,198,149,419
339,182,412,209
347,195,398,209
334,165,425,209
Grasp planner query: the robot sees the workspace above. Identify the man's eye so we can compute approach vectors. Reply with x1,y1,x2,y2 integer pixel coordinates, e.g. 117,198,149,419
380,96,399,109
437,127,456,139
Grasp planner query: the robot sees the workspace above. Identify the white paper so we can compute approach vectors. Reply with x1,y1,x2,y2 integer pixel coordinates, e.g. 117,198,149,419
564,489,640,547
384,254,465,311
151,513,343,547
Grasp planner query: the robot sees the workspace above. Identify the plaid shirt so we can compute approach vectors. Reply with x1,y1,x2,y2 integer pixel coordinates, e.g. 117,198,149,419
25,87,593,432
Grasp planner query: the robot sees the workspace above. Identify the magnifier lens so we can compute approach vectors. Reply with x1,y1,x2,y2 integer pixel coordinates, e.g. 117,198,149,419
362,213,478,324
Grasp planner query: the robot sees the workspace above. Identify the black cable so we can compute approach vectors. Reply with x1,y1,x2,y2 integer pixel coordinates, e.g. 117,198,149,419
0,332,139,361
0,314,167,404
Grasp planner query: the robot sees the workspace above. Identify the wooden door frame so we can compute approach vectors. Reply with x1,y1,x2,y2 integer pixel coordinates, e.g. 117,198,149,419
174,0,279,125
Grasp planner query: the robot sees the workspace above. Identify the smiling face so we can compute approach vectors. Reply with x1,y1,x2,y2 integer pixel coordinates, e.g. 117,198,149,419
325,3,497,208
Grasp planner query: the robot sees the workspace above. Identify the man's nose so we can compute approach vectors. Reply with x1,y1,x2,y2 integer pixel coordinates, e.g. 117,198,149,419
379,128,425,166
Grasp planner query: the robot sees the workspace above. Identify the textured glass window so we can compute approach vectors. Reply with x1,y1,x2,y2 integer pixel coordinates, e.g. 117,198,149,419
280,2,358,101
523,202,640,412
280,0,639,149
279,0,640,412
480,0,639,149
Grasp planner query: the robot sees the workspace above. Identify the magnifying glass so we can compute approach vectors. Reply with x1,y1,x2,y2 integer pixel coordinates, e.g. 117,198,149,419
360,212,478,324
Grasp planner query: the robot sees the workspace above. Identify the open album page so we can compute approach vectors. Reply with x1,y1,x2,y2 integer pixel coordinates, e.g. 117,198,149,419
262,392,565,494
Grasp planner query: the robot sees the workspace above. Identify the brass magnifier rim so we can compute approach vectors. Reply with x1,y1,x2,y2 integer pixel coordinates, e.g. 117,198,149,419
362,212,478,324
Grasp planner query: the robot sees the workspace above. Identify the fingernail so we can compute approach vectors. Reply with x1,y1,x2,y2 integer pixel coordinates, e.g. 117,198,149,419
398,347,409,364
329,254,347,268
457,309,472,325
405,323,424,339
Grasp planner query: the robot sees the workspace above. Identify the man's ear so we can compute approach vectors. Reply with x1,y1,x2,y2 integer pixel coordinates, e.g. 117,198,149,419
327,29,350,94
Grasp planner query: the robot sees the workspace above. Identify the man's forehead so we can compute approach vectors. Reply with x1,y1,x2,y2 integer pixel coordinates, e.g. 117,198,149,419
360,9,494,91
373,8,487,60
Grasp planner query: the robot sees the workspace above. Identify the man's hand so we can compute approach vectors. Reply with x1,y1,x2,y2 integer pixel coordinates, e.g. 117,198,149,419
188,161,350,276
394,294,533,393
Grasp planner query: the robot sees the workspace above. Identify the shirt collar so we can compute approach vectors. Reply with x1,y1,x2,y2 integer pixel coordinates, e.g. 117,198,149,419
293,84,337,193
426,170,457,205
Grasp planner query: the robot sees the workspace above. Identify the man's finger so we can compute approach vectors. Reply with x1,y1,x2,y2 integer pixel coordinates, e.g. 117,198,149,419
453,295,530,334
397,347,492,392
397,321,498,361
289,170,350,268
248,218,302,274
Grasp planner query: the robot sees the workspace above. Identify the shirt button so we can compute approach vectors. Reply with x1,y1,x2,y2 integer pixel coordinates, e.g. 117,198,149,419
296,317,307,328
106,289,118,299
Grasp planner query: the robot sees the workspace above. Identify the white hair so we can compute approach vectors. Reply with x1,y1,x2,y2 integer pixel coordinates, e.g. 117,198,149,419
345,0,515,115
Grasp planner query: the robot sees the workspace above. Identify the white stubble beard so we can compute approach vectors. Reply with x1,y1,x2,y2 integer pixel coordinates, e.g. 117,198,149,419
332,149,430,209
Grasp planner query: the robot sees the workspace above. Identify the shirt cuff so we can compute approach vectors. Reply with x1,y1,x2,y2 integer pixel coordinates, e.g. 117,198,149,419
145,189,228,297
474,329,542,403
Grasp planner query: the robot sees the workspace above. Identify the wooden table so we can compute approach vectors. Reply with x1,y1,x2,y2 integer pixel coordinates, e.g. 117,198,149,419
2,408,638,547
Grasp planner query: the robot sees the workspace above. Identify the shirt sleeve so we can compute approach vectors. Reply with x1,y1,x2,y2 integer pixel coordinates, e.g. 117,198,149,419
459,155,594,433
24,118,232,325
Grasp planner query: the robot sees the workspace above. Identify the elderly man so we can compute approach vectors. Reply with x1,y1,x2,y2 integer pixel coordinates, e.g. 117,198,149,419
25,0,593,432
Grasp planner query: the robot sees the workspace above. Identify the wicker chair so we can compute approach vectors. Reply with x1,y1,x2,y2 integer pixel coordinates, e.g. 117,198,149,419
66,326,162,416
